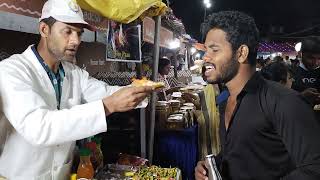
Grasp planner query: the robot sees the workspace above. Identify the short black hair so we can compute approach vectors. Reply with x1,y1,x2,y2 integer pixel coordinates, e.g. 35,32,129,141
273,56,284,63
301,36,320,54
40,17,57,28
158,57,171,73
202,11,260,66
257,58,266,67
261,62,291,83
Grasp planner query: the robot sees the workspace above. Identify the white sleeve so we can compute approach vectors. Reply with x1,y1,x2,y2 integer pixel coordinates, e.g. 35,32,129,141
79,68,122,103
79,70,148,108
0,63,111,146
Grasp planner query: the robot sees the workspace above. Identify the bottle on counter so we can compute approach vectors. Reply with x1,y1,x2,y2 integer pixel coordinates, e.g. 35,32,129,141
77,148,94,180
70,173,77,180
205,154,222,180
156,101,170,129
92,137,104,172
85,142,98,172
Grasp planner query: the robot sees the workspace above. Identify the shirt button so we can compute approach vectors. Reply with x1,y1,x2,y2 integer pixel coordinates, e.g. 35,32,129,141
54,166,58,171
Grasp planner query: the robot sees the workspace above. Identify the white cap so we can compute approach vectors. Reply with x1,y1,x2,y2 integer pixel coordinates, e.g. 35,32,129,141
39,0,95,31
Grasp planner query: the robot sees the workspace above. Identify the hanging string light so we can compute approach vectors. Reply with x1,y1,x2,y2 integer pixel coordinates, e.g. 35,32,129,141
258,42,296,52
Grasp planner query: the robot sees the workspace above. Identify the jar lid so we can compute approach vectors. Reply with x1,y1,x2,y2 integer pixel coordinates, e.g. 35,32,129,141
180,106,194,110
172,92,182,98
183,103,195,107
168,100,180,103
168,115,183,122
169,113,183,116
157,101,169,106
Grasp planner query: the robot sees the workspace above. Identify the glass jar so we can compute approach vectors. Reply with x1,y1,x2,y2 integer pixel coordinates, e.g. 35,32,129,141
167,113,184,130
92,137,104,172
168,100,181,113
156,101,170,129
179,110,189,128
180,106,196,127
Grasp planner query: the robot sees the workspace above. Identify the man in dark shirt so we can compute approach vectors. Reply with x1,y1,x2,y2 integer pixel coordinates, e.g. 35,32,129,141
195,11,320,180
291,36,320,106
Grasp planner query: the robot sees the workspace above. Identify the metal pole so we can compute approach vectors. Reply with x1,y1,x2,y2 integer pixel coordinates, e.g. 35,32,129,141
148,15,161,163
186,44,191,69
201,7,208,42
136,63,146,158
140,108,146,158
136,63,142,79
173,51,178,78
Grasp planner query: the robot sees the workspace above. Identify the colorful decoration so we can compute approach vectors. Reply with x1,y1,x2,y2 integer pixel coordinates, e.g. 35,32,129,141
258,42,296,53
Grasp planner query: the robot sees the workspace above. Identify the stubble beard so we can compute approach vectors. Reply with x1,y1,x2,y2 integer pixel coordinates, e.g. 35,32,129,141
207,55,240,84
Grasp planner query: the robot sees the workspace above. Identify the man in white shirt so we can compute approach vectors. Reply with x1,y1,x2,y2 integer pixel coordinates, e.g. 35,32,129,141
0,0,153,179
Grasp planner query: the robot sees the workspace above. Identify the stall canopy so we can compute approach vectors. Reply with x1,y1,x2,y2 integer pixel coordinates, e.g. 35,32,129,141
76,0,167,23
0,0,109,31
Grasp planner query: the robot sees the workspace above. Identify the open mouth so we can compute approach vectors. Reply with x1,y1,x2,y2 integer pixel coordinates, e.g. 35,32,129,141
204,63,216,76
66,49,77,55
205,62,216,71
205,65,215,70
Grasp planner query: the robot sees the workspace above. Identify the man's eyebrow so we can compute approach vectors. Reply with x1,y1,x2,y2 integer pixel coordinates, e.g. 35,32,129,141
207,43,220,48
65,25,84,33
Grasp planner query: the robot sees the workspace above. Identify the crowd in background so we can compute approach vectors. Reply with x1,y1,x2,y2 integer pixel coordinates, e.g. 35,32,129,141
256,37,320,107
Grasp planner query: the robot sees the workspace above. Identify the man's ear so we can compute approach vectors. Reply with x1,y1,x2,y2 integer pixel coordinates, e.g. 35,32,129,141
39,22,50,38
237,45,249,64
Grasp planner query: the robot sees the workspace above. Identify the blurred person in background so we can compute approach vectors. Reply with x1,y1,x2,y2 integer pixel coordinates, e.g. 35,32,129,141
290,56,301,74
273,55,284,63
260,61,293,88
255,58,266,71
157,57,181,101
291,36,320,106
290,58,300,68
157,57,171,101
284,55,291,65
265,57,272,65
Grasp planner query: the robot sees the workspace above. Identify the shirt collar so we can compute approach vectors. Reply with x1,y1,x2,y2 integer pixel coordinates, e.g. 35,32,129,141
299,62,308,71
31,45,65,76
219,72,263,103
238,72,263,97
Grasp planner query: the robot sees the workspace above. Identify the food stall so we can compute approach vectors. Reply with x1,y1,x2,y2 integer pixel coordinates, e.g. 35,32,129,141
82,3,214,179
73,0,190,179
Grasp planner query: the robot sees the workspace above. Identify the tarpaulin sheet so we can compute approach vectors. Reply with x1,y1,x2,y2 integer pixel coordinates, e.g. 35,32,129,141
76,0,167,23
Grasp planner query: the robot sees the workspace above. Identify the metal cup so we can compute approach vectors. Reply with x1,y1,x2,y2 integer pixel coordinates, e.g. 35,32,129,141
205,154,222,180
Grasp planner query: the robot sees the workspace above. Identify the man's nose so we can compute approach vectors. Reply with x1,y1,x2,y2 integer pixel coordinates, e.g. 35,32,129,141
70,32,81,46
203,54,210,62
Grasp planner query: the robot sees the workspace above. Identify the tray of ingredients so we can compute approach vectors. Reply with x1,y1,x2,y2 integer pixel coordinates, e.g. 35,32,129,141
95,154,181,180
131,165,181,180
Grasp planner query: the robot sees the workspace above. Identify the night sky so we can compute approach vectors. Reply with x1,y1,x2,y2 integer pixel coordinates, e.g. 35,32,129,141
169,0,320,41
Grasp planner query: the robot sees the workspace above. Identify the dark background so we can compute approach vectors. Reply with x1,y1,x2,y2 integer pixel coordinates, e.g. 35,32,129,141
169,0,320,41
